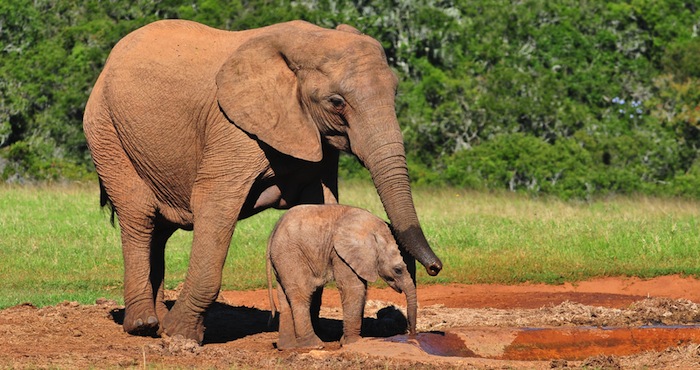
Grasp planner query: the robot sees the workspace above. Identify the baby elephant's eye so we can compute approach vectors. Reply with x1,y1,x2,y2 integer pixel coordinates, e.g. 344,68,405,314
393,266,404,276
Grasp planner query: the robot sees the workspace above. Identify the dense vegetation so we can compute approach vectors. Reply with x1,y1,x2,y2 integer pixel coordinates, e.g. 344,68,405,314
2,0,700,199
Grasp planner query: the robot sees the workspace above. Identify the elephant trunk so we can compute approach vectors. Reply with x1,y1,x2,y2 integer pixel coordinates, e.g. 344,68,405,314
357,124,442,276
401,275,417,335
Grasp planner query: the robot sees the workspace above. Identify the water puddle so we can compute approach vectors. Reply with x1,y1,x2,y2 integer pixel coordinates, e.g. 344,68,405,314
383,325,700,361
385,332,477,357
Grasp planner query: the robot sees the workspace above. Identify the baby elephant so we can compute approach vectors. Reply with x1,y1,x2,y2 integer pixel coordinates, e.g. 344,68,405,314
266,204,417,349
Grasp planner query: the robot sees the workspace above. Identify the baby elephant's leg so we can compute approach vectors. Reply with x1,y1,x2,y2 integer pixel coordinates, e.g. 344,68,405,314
275,285,297,349
335,261,367,345
289,289,324,349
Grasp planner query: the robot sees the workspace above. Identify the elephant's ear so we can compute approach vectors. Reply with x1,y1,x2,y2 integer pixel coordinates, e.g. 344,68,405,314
216,36,323,162
334,224,380,283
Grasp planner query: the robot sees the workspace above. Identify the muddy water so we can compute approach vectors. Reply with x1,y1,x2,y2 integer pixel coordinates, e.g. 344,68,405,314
385,332,478,357
385,326,700,361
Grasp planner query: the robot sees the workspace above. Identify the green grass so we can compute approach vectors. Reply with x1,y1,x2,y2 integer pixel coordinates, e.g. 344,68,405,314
413,188,700,284
1,181,700,309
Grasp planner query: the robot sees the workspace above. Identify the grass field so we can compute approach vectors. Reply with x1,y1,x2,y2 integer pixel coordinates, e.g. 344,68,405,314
1,181,700,309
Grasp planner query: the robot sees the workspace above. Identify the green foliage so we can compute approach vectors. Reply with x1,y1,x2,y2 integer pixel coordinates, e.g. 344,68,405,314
445,134,589,198
662,38,700,81
394,0,700,198
2,0,700,198
443,129,693,199
0,0,155,181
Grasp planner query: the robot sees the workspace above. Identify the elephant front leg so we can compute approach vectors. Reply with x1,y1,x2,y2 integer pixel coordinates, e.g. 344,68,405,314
160,186,243,343
335,260,367,345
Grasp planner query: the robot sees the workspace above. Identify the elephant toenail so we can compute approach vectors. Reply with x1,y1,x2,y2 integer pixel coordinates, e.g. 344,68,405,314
135,319,144,327
147,316,158,325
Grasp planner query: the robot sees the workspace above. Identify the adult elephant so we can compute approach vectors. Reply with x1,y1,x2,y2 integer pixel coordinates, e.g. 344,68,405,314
83,19,442,342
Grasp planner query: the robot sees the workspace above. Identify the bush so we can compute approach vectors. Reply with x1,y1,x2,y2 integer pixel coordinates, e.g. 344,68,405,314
442,129,700,199
444,134,591,198
1,140,90,182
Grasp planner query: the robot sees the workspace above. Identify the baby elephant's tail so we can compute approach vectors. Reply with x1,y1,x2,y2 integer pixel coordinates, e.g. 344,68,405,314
266,239,277,328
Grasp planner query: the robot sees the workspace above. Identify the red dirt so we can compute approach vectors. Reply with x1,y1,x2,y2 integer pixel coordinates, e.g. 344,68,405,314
3,275,700,369
223,274,700,310
501,326,700,360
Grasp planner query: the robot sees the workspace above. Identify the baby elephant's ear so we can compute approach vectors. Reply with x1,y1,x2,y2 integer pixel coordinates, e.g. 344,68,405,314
334,228,379,283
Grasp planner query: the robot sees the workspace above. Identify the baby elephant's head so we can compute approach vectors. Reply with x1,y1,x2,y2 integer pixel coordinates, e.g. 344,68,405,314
333,209,413,291
333,209,417,335
374,228,412,294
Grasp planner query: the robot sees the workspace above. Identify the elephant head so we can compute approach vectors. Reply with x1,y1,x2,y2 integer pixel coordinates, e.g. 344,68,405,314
216,20,442,277
333,213,417,335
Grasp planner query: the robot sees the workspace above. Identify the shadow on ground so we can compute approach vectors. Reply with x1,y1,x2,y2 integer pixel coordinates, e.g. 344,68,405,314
109,301,407,344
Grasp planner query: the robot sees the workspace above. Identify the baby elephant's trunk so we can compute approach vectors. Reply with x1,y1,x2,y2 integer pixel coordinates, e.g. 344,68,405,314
402,276,417,335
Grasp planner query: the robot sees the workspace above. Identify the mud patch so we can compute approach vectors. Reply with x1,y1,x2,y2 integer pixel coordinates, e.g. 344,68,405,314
473,326,700,360
381,325,700,361
4,276,700,369
385,332,480,357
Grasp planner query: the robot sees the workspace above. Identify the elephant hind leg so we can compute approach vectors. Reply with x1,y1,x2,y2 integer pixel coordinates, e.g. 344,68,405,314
100,168,161,335
276,284,323,350
85,105,164,336
95,154,160,335
118,198,161,336
275,284,296,349
289,288,324,349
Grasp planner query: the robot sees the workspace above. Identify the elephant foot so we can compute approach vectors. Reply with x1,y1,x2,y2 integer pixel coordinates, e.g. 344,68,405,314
123,306,159,337
161,334,202,354
339,334,361,346
160,308,205,344
276,334,324,350
155,299,170,325
296,333,324,349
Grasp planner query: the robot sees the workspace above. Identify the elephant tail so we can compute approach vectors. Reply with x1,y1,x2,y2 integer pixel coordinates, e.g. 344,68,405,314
266,238,277,328
99,178,116,227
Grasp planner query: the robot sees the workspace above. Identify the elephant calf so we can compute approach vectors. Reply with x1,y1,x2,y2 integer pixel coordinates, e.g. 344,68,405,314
266,204,417,349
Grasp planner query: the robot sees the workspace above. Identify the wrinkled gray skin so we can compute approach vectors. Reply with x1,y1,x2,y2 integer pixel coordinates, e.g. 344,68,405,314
83,19,440,342
266,204,417,349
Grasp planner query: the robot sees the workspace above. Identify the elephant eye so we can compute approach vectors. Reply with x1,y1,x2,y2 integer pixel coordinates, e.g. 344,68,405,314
329,95,346,110
393,266,403,276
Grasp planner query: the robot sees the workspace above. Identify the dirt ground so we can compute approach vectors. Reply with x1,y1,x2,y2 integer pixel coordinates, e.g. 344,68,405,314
3,275,700,369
